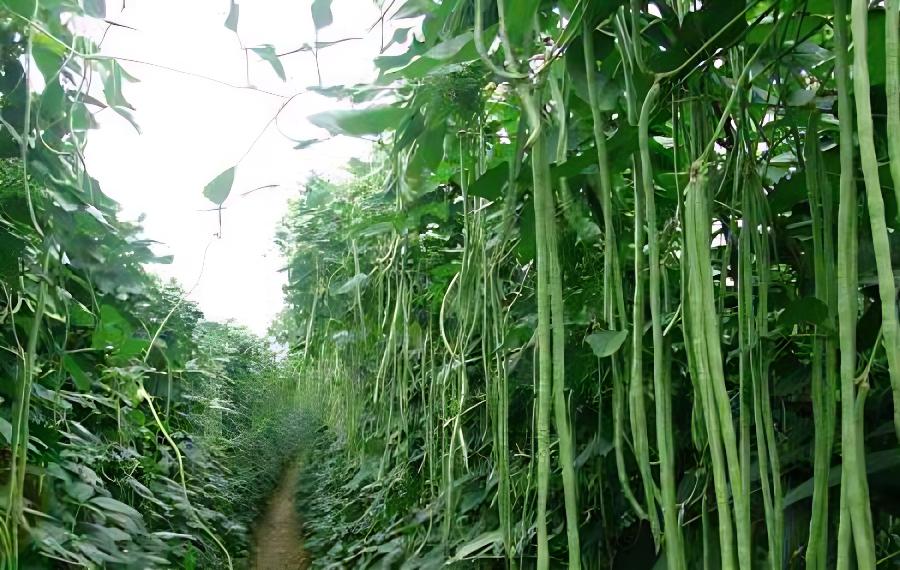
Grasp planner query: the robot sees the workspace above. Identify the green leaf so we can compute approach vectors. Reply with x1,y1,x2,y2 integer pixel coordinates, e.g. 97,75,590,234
767,172,806,214
292,138,323,150
647,0,747,74
0,227,24,282
469,162,509,200
225,1,239,32
66,482,95,503
308,105,407,137
203,166,236,206
335,273,368,295
84,0,105,17
778,296,829,329
64,355,92,391
391,0,434,20
585,330,628,358
0,416,11,444
517,197,536,261
385,29,493,79
501,0,541,48
386,27,411,49
102,60,136,110
355,221,395,238
452,530,502,561
92,305,133,352
784,449,900,507
111,106,142,134
0,0,36,17
89,496,142,520
866,10,887,86
311,0,333,30
251,45,286,81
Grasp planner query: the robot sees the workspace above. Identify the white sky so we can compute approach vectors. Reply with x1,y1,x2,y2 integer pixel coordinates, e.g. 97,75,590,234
84,0,396,334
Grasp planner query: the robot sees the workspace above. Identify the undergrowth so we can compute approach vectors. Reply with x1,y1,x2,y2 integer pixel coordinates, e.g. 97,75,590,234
296,424,502,569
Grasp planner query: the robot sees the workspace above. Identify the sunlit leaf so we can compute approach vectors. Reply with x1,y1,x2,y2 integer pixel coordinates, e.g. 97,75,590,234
501,0,541,47
250,45,286,81
585,330,628,358
225,1,239,32
292,138,323,150
452,530,502,561
203,166,236,206
308,104,407,137
311,0,333,30
84,0,105,17
335,272,368,294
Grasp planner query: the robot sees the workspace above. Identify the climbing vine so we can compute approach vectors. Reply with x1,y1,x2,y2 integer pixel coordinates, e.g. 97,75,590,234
283,0,900,568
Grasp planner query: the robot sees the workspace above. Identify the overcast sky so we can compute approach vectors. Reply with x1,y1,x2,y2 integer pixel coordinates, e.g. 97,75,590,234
85,0,396,334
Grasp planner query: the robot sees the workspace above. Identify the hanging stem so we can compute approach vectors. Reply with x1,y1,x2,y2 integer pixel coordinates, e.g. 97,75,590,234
835,0,877,564
804,112,837,570
640,81,685,569
850,0,900,445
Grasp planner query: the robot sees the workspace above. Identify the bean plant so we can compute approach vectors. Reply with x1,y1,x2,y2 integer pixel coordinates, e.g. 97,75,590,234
283,0,900,568
0,3,309,567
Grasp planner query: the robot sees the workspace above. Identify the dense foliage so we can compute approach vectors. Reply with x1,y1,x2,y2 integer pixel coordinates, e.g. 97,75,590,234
6,0,900,568
279,0,900,568
0,3,304,568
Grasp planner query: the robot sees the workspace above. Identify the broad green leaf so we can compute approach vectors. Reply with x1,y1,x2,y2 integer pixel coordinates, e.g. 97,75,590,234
784,449,900,507
203,166,236,206
866,10,886,86
585,330,628,358
311,0,333,30
385,29,495,79
392,0,434,20
64,355,92,391
647,0,747,74
786,87,817,107
84,0,105,17
386,27,411,49
516,197,536,261
225,1,239,31
92,305,133,351
89,496,142,520
406,200,449,226
355,221,395,238
66,482,95,503
0,227,24,281
0,416,11,444
308,105,407,137
452,530,502,561
91,525,131,543
501,0,541,48
102,60,136,110
335,272,368,295
767,173,806,214
778,296,830,330
0,0,36,16
251,45,286,81
555,0,587,50
469,162,509,200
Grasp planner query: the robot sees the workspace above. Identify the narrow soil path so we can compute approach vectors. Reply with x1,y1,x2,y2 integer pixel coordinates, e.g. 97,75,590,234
252,462,309,570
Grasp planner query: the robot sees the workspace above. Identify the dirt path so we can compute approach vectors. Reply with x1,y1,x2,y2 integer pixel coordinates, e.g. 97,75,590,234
252,462,309,570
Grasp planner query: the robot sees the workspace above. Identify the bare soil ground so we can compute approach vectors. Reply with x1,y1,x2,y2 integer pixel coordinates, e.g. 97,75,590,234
252,463,309,570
